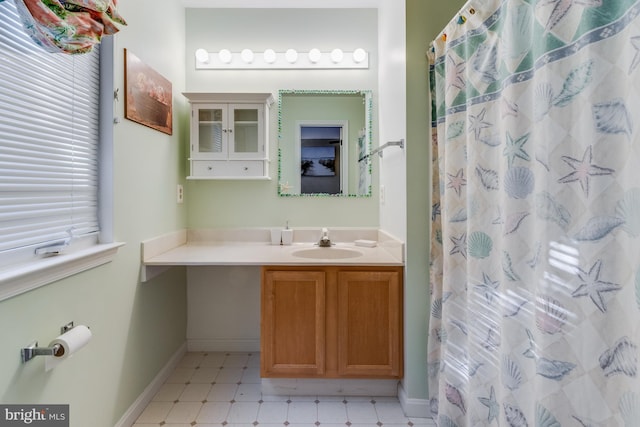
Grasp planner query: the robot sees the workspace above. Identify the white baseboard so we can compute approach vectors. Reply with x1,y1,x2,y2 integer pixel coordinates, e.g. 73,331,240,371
187,338,260,352
398,382,435,424
114,342,187,427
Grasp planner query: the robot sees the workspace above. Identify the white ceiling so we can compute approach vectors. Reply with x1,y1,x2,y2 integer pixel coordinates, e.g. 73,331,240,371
182,0,380,8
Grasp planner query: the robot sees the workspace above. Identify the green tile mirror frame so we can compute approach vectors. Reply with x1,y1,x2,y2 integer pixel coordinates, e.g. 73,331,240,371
277,90,373,198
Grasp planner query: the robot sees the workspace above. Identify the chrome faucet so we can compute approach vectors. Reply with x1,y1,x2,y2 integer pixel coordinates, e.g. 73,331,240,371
318,227,332,247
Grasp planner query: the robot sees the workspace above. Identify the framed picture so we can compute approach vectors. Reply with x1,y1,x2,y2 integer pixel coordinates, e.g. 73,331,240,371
301,146,336,177
124,49,173,135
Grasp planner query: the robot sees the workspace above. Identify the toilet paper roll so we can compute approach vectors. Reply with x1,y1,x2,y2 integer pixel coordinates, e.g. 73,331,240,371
45,325,92,371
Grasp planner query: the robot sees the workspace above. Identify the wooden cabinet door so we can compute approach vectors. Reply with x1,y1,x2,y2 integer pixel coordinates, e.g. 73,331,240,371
261,269,326,377
336,269,403,377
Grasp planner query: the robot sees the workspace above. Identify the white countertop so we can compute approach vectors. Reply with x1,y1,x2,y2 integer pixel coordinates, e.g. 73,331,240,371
140,228,404,281
144,241,403,266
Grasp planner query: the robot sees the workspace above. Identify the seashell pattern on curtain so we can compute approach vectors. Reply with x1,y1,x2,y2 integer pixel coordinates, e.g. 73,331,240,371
428,0,640,426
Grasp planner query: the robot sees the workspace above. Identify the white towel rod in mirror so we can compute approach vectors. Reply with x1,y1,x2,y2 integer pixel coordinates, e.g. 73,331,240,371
371,139,404,158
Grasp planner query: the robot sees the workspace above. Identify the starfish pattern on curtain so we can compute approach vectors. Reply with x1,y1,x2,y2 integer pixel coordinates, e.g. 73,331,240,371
428,0,640,425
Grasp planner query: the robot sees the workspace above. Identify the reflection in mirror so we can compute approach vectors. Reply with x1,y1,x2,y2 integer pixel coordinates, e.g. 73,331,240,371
278,90,372,197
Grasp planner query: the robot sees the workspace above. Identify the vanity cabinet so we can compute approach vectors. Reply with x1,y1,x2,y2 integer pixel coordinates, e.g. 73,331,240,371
261,265,403,379
183,93,273,180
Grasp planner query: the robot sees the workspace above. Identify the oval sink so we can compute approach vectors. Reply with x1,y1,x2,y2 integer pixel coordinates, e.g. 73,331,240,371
292,247,363,260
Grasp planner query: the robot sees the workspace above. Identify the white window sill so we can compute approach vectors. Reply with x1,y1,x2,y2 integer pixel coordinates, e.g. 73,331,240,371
0,242,125,302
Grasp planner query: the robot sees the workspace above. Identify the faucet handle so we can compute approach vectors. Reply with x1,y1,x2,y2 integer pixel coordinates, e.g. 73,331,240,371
318,228,332,247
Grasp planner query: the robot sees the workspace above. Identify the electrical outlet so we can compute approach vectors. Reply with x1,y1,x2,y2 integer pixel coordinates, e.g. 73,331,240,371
176,184,184,204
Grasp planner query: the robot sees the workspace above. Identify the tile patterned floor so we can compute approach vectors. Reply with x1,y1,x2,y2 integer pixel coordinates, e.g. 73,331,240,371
133,352,431,427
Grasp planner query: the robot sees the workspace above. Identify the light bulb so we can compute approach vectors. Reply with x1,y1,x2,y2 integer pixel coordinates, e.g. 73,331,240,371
285,49,298,63
352,48,366,63
218,49,232,64
263,48,276,64
330,48,344,63
308,48,321,63
195,48,209,63
241,49,254,63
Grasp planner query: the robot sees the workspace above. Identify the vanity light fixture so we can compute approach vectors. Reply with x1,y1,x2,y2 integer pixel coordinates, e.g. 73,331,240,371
241,48,254,63
195,48,209,63
218,49,232,64
263,48,277,64
194,48,369,69
353,48,367,63
285,48,298,63
330,48,344,63
308,48,322,63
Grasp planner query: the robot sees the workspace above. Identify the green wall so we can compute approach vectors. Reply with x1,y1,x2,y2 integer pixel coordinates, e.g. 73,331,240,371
0,1,188,426
404,0,468,401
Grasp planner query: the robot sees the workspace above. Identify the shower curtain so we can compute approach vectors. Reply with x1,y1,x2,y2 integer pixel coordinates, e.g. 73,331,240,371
428,0,640,426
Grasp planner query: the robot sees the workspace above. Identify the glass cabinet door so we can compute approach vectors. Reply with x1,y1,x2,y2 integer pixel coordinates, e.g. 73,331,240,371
229,104,264,158
195,105,226,157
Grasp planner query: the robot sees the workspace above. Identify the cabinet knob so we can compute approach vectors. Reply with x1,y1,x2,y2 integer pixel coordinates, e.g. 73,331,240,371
207,166,213,170
244,167,249,171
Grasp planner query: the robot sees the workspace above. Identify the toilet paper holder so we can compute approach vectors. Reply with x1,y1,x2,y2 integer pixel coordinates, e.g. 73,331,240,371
21,321,75,363
21,342,63,363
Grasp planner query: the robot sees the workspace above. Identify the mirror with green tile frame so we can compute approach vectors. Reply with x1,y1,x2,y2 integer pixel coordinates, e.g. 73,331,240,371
277,90,372,197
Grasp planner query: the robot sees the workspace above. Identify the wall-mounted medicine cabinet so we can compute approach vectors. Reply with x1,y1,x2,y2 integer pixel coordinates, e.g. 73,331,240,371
183,92,274,180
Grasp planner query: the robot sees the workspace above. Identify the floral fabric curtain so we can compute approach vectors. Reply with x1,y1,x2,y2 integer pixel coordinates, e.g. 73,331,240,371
11,0,126,54
428,0,640,426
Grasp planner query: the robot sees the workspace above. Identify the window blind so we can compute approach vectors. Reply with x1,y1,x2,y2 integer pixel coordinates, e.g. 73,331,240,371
0,0,100,262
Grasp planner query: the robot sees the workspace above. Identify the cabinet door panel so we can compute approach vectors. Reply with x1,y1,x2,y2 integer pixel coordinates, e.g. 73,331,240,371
229,104,264,158
198,109,224,153
337,270,402,377
261,270,326,377
193,104,227,158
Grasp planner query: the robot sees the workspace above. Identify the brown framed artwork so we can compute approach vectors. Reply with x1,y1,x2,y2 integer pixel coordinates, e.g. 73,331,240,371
124,49,173,135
